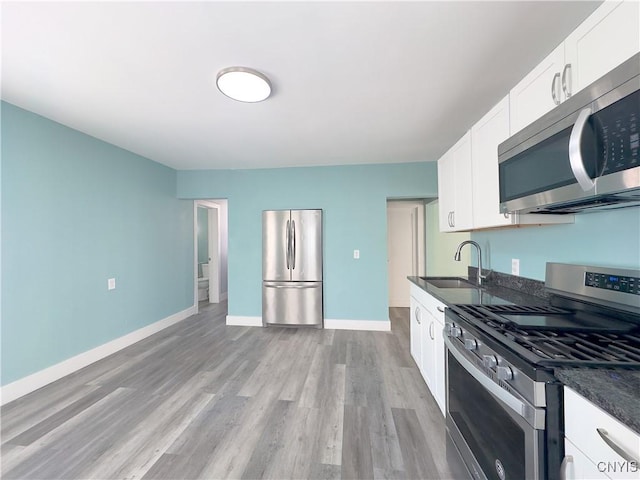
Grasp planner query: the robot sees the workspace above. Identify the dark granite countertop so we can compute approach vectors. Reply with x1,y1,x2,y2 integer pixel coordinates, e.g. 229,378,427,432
408,271,549,308
554,368,640,435
408,270,639,435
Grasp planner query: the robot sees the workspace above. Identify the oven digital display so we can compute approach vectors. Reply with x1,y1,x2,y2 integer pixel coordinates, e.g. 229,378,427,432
585,271,640,294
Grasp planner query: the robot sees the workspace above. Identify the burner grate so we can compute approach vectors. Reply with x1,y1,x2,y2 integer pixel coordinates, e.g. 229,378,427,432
529,331,640,367
482,305,570,315
449,304,640,368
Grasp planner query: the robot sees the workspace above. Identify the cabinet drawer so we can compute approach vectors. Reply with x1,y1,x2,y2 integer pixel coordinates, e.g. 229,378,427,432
564,387,640,479
420,292,446,324
409,284,446,323
564,438,610,480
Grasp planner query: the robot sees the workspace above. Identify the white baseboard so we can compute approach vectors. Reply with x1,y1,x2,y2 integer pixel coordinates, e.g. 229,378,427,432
324,318,391,331
0,305,197,406
226,315,263,327
224,316,390,331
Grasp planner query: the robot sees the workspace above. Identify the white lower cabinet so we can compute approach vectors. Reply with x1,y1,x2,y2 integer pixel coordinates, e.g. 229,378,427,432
410,284,446,415
409,295,425,374
563,387,640,480
564,438,610,480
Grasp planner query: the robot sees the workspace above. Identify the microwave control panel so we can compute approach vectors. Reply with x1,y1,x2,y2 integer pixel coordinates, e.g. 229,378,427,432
599,90,639,175
585,271,640,295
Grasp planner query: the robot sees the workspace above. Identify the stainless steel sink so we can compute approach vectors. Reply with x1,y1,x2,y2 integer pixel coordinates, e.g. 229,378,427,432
420,277,476,289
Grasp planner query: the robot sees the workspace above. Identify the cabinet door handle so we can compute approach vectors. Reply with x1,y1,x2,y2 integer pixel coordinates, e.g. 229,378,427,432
551,72,561,106
562,63,572,98
415,307,421,325
451,211,455,227
596,428,640,463
437,306,445,313
560,455,573,480
448,211,453,227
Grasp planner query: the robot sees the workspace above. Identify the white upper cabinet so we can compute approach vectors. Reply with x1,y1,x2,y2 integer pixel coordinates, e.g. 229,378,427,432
437,95,573,232
437,0,636,232
471,96,573,230
437,148,456,233
510,0,640,135
438,132,473,232
509,44,566,135
451,133,473,230
565,0,640,94
472,95,512,228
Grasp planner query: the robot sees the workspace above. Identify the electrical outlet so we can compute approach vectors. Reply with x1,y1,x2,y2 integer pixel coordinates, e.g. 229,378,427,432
108,278,116,290
353,249,360,259
511,259,520,276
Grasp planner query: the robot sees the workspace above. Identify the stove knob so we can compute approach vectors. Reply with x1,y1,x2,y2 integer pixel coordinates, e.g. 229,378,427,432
464,339,477,351
497,366,514,381
450,327,462,338
482,355,498,369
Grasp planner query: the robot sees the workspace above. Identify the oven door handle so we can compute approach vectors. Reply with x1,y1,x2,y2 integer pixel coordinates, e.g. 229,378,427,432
445,335,543,429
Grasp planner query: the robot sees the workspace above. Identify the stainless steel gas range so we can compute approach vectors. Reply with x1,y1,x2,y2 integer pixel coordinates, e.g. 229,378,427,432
444,263,640,480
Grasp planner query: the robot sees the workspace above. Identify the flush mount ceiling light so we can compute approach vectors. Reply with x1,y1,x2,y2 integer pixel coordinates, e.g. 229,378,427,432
216,67,272,103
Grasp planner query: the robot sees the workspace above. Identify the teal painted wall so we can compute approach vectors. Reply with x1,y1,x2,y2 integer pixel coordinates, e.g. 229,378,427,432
197,207,209,271
1,102,194,385
472,208,640,280
177,162,437,321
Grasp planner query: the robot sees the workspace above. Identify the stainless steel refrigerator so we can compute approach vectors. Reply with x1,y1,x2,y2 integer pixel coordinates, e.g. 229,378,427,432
262,209,323,327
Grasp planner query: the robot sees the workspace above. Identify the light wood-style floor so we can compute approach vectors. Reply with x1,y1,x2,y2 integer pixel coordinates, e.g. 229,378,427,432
1,302,468,479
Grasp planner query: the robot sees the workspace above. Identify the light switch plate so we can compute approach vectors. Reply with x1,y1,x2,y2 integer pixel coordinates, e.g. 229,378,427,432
353,249,360,259
511,259,520,276
108,278,116,290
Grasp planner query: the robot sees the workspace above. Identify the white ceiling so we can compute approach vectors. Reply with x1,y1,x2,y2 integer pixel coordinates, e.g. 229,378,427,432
1,1,601,170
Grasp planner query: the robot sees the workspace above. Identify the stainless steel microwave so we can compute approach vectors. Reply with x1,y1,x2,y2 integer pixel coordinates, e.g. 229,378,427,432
498,53,640,214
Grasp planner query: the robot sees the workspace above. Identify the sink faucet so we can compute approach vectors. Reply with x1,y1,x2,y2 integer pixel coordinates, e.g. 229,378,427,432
454,240,486,286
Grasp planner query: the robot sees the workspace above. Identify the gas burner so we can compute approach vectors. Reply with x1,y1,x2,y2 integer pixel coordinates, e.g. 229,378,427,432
449,304,640,368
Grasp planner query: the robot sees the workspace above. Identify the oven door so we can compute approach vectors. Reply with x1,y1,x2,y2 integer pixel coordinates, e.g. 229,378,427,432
445,336,546,480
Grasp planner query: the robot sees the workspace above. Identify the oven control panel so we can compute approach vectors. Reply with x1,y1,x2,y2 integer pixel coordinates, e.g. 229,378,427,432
585,271,640,295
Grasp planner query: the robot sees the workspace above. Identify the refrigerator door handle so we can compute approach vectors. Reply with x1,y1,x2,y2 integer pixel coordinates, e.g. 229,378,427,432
286,219,291,270
264,282,318,289
291,220,296,270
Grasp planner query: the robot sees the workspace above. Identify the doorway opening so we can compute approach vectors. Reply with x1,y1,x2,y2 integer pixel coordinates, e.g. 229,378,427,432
194,200,228,312
386,199,428,308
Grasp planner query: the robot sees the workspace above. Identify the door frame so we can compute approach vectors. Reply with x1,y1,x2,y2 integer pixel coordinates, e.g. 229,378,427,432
386,199,427,307
194,200,221,311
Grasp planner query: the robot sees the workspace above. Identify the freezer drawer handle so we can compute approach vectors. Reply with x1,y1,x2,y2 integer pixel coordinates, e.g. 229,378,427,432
264,283,318,289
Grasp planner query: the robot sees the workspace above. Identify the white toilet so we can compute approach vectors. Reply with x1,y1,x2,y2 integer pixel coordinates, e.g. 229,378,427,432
198,264,209,301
